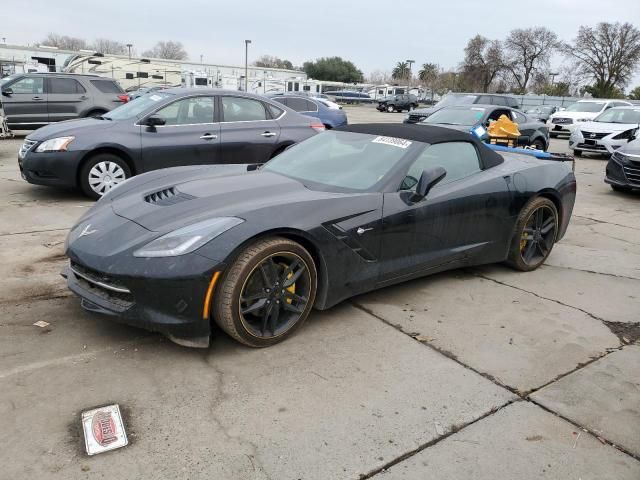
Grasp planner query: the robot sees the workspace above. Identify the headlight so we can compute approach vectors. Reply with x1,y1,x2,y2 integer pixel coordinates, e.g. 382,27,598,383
35,136,75,152
133,217,244,258
576,118,591,122
613,128,638,140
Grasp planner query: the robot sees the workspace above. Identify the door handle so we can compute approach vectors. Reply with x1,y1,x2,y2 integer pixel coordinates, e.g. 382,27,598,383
261,131,277,137
32,96,43,101
200,134,218,140
356,227,373,235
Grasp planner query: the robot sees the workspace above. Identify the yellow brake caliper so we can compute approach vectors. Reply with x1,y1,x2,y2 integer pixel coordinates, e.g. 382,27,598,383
279,263,296,304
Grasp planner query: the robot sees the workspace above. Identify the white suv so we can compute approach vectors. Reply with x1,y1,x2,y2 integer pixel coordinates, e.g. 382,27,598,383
547,99,632,137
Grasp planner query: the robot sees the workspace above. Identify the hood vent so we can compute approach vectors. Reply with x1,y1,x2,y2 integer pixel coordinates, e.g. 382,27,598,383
144,187,196,206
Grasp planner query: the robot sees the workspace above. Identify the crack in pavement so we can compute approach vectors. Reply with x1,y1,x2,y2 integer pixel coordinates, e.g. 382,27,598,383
585,225,640,247
542,263,640,282
574,215,640,232
359,399,522,479
0,227,69,237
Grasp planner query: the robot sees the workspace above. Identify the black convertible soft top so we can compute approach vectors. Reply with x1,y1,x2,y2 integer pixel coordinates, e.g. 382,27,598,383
336,123,504,169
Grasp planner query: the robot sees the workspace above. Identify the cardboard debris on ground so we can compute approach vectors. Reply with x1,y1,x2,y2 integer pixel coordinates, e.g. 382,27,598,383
81,404,128,456
32,321,50,328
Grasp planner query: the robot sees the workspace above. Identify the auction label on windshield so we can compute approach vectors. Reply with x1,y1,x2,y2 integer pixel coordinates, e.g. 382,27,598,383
372,136,412,149
82,404,128,455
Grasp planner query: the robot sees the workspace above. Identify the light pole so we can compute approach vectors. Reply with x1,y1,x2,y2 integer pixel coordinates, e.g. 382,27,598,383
244,40,252,92
126,44,133,60
200,54,203,64
406,59,415,91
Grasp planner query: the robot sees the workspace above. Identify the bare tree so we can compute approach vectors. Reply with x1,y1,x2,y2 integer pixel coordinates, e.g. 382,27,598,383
561,22,640,98
461,35,504,92
253,55,294,70
143,41,188,60
503,27,558,93
92,38,128,55
40,33,88,51
366,70,391,84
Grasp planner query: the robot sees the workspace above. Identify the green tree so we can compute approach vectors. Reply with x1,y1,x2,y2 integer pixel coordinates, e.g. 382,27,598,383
561,22,640,98
392,61,410,81
302,57,363,83
627,86,640,100
254,55,294,70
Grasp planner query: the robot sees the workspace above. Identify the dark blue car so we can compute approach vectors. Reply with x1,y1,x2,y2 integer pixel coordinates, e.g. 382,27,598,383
268,94,348,129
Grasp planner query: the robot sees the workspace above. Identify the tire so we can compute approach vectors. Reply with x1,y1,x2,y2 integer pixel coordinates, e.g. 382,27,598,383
573,149,582,157
531,138,546,151
387,105,395,113
79,153,131,200
85,109,107,118
506,197,558,272
213,237,317,347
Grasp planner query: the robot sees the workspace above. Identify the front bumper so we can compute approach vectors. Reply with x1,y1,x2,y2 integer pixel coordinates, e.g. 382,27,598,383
605,153,640,189
63,256,223,343
568,131,627,155
19,148,84,188
547,121,577,135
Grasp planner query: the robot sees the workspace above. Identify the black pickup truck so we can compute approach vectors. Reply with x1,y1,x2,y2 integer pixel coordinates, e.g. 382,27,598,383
377,94,419,113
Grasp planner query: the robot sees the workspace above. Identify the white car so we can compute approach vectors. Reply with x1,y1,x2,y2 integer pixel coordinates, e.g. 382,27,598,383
547,99,632,137
569,107,640,156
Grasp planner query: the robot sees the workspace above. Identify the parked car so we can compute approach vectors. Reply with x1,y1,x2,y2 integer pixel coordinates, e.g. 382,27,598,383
569,106,640,156
376,94,419,113
405,93,521,124
605,137,640,192
421,105,550,150
525,105,558,122
268,94,347,128
0,73,127,129
63,123,576,348
18,88,324,199
128,85,169,101
547,99,632,137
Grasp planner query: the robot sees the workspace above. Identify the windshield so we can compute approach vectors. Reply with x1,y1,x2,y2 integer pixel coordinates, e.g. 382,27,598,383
263,131,421,191
594,108,640,124
565,102,605,113
423,107,486,126
104,92,174,120
433,94,477,109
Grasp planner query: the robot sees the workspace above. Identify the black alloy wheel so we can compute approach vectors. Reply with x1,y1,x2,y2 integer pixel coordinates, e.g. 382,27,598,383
507,197,558,271
531,138,546,150
214,237,317,347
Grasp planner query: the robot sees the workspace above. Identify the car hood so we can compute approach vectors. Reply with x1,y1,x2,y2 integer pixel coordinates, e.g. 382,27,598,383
27,117,118,140
549,111,600,121
409,106,439,116
109,166,342,233
618,138,640,156
577,121,637,133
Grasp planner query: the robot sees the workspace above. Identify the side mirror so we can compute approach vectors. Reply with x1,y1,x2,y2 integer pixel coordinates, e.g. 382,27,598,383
144,115,166,127
413,166,447,201
1,87,13,96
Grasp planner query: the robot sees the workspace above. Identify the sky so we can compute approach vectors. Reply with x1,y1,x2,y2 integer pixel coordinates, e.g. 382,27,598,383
3,0,640,88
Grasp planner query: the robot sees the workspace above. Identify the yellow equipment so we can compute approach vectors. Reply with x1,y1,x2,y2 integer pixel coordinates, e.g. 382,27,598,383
487,114,520,148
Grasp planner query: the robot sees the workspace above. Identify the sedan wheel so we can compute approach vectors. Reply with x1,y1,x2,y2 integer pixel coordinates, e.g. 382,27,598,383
387,105,395,113
531,138,546,150
79,153,131,200
507,197,558,271
214,237,317,347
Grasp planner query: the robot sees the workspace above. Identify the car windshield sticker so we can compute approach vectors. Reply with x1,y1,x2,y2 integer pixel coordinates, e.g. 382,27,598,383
149,95,163,101
372,136,412,149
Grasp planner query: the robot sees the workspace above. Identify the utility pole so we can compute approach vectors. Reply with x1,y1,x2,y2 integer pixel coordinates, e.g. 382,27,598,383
244,40,252,92
406,59,415,91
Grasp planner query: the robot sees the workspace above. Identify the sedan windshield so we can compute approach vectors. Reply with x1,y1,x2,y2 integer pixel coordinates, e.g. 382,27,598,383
104,92,174,120
565,102,605,113
593,108,640,124
423,107,486,126
263,131,421,191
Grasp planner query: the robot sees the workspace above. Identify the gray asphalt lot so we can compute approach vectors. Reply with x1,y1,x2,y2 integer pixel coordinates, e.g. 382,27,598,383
1,105,639,479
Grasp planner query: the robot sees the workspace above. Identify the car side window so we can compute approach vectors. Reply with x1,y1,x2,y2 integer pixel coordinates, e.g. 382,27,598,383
267,103,284,119
487,109,512,123
287,97,310,112
155,96,215,125
492,96,507,106
8,77,44,94
305,99,318,112
222,96,268,122
400,142,481,190
49,77,86,94
511,111,527,123
477,95,492,104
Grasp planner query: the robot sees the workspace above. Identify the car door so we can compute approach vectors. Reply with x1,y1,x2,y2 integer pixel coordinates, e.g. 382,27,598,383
46,76,90,122
378,141,511,284
1,76,47,127
219,95,280,164
140,95,220,171
510,110,535,146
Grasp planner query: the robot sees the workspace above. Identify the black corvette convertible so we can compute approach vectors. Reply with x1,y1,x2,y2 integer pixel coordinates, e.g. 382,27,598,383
63,124,576,348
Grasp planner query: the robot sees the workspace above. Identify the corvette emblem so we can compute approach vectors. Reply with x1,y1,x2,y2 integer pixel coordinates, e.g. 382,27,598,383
79,224,97,237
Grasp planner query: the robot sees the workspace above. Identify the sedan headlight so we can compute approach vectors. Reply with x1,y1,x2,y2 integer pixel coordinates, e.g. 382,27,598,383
35,136,75,152
613,128,638,140
576,118,591,122
133,217,244,258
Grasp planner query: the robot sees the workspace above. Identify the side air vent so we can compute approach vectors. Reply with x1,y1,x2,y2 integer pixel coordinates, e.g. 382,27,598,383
144,187,196,206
